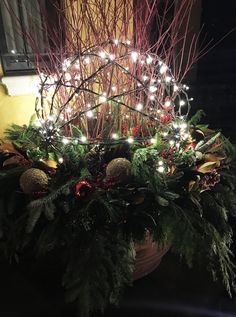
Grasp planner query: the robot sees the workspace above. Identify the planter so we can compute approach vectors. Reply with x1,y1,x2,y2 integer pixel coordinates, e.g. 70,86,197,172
133,233,168,281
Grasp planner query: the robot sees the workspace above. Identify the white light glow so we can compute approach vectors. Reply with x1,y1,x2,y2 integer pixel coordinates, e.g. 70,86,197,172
149,86,157,93
86,110,93,118
127,137,134,144
131,51,138,62
80,136,87,143
157,166,165,173
146,55,153,64
160,64,168,74
136,103,143,111
112,133,119,139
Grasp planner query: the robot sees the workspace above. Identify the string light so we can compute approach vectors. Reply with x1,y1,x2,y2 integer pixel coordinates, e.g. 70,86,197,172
131,51,138,62
86,110,93,118
127,137,134,144
146,55,153,64
80,136,87,143
135,103,143,111
112,133,119,139
160,64,168,74
99,95,107,103
157,166,165,173
149,86,157,93
100,51,107,59
58,158,64,164
179,100,185,106
62,138,70,145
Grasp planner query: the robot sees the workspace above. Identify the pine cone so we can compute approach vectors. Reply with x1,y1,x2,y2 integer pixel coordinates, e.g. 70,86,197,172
85,146,106,176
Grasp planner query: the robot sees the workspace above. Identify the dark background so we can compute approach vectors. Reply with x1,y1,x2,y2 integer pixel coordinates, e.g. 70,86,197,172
1,1,236,316
193,0,236,142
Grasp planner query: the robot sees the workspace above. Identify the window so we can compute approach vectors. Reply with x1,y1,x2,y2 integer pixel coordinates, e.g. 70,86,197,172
0,0,61,76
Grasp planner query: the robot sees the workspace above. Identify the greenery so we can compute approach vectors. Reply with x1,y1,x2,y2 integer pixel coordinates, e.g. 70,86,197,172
0,112,236,316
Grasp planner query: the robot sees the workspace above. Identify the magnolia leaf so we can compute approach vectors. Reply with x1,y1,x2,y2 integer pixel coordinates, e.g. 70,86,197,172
3,155,23,167
41,159,58,169
0,143,21,155
204,153,224,167
197,161,217,173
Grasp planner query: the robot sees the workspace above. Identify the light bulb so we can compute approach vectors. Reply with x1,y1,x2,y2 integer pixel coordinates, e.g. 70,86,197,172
165,76,171,82
99,95,107,103
143,75,149,81
80,135,87,143
84,57,90,64
114,39,119,45
111,86,117,91
179,100,185,106
157,166,165,173
164,100,171,107
149,86,157,93
146,55,153,64
131,51,138,62
150,138,156,144
62,138,70,145
112,133,119,139
86,110,93,118
173,84,179,92
160,64,168,74
126,40,131,45
127,137,134,144
99,51,106,59
58,158,64,163
136,103,143,111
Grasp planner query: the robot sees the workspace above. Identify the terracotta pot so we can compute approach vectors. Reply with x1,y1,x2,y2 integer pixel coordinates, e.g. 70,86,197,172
133,233,168,281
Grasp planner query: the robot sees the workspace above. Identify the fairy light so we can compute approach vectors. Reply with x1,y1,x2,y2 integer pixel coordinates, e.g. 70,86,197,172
180,122,187,129
126,40,131,45
143,75,149,81
84,57,90,64
136,103,143,111
65,73,72,81
179,100,185,106
62,138,70,145
99,51,107,59
112,133,119,139
164,100,171,107
11,49,16,54
99,95,107,103
80,135,87,143
114,39,119,45
157,166,165,173
127,137,134,144
150,95,155,100
160,64,168,74
165,76,171,83
150,138,156,144
158,160,164,166
169,140,175,146
86,110,93,118
149,86,157,93
146,55,153,64
58,158,64,164
111,86,117,92
173,84,179,92
131,51,138,62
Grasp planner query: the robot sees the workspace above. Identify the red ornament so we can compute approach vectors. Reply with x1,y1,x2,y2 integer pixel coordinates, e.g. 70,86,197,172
184,143,196,150
75,180,93,197
132,124,140,136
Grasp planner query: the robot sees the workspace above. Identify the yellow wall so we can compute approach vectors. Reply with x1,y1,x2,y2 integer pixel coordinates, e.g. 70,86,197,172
0,66,35,139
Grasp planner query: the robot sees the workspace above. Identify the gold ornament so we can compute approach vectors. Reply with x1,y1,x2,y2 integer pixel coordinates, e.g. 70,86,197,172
20,168,48,194
106,158,132,183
